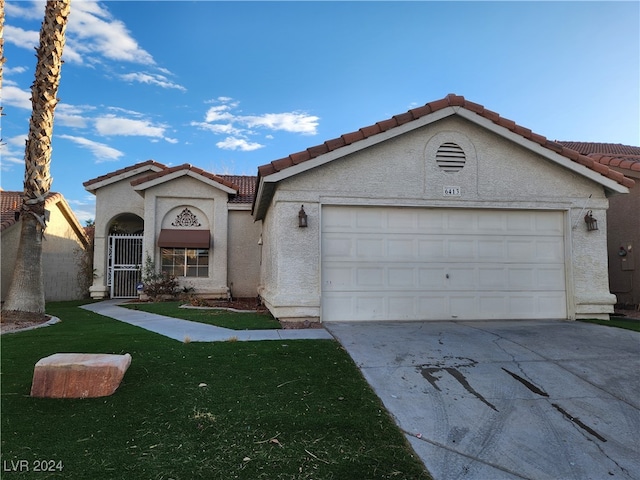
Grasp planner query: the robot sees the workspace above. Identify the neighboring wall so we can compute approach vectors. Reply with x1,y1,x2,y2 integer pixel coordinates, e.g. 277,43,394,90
2,199,88,301
227,208,262,298
607,168,639,306
259,115,615,321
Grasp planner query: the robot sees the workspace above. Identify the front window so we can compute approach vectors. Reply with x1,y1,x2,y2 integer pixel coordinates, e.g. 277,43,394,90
161,248,209,277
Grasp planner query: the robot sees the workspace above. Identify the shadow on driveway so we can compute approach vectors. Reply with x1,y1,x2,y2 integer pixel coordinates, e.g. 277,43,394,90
326,319,640,480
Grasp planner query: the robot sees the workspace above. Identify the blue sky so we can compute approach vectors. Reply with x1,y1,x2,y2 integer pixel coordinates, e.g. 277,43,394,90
2,1,639,223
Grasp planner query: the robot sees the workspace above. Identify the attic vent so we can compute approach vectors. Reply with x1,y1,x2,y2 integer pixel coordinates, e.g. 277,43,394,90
436,142,466,172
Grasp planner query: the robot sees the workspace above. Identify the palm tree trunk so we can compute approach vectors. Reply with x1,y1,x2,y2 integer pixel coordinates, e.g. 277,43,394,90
3,0,71,314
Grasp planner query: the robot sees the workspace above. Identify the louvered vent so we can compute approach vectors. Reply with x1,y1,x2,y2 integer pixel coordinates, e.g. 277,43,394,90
436,142,466,172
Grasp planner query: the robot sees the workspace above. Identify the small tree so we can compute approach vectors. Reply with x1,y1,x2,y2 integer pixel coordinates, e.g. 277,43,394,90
141,254,178,301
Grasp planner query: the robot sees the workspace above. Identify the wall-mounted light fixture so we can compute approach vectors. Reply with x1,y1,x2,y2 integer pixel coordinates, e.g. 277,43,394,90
584,210,598,231
619,246,628,257
298,205,308,228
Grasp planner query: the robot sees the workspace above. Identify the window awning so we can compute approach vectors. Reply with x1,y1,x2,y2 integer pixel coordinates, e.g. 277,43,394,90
158,229,211,248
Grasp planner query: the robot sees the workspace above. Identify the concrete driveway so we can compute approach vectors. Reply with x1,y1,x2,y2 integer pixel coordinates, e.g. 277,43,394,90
325,319,640,480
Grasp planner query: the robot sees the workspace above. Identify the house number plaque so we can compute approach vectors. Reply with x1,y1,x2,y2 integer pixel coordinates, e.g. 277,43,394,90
443,186,461,196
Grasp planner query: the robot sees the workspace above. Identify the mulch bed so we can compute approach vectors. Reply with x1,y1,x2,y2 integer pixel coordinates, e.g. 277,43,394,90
0,310,51,333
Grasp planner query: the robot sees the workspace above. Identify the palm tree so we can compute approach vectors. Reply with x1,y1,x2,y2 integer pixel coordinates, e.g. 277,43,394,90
1,0,6,128
3,0,71,315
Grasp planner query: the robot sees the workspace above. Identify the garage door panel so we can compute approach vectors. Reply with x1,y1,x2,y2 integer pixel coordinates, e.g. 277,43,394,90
388,238,414,257
449,295,477,316
418,267,447,288
538,267,566,289
479,267,508,289
356,209,383,228
356,238,384,257
449,239,477,259
356,267,384,286
536,240,564,262
323,235,352,258
322,207,567,321
419,239,446,258
389,267,416,287
323,266,353,290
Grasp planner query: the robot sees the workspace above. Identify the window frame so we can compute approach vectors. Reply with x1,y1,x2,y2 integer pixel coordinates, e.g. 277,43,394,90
161,247,209,278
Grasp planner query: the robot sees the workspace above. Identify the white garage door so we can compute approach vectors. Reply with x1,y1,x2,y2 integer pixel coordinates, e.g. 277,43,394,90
321,206,567,321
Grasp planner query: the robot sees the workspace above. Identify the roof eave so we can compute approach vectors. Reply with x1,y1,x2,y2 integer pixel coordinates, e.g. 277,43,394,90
253,107,458,219
455,109,630,195
84,164,166,193
132,169,238,195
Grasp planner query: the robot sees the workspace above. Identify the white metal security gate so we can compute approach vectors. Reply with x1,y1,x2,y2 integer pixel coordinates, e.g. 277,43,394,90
108,234,143,298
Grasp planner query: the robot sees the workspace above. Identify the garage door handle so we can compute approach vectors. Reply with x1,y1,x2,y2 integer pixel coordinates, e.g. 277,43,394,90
446,274,450,279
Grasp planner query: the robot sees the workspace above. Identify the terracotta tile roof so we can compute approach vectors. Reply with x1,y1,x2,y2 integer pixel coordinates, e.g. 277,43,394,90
83,160,168,188
556,142,640,156
130,163,256,203
1,190,63,231
218,175,257,204
557,142,640,173
256,94,635,190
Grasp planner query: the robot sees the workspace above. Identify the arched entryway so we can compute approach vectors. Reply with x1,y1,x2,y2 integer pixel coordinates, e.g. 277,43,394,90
108,214,144,298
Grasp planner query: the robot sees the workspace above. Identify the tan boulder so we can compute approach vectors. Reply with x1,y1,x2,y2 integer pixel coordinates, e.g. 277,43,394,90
30,353,132,398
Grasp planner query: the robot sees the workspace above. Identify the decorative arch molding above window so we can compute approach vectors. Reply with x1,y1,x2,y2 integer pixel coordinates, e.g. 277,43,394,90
161,204,211,230
172,207,201,227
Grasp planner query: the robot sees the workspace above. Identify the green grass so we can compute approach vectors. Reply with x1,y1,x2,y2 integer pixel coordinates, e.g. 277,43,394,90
1,301,430,480
578,316,640,332
122,301,282,330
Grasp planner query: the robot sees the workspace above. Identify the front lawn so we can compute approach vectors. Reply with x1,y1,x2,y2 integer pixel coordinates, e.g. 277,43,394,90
1,301,430,480
123,301,282,330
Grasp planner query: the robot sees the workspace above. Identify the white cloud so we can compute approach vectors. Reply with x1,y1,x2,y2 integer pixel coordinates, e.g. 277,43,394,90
191,121,243,136
2,85,32,110
95,116,166,138
0,135,27,170
5,1,45,20
216,137,264,152
119,72,186,92
3,25,39,50
6,1,156,68
3,65,29,76
68,1,155,66
205,105,234,122
196,97,320,151
242,112,319,135
59,134,124,162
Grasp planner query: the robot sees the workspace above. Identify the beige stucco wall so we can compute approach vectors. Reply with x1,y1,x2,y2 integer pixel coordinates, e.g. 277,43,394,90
1,222,21,302
227,208,262,298
259,115,616,322
141,175,230,297
2,201,88,302
88,169,261,300
90,173,146,298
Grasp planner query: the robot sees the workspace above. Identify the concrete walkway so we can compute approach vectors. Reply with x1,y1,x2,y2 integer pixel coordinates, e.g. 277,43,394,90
81,300,334,342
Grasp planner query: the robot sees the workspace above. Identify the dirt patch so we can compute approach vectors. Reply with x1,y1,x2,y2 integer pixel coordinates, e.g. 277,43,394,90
186,297,268,312
614,307,640,320
0,310,51,333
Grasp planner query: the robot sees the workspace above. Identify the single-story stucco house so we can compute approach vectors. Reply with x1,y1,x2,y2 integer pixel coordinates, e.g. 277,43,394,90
558,142,640,308
84,94,634,324
1,189,91,302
